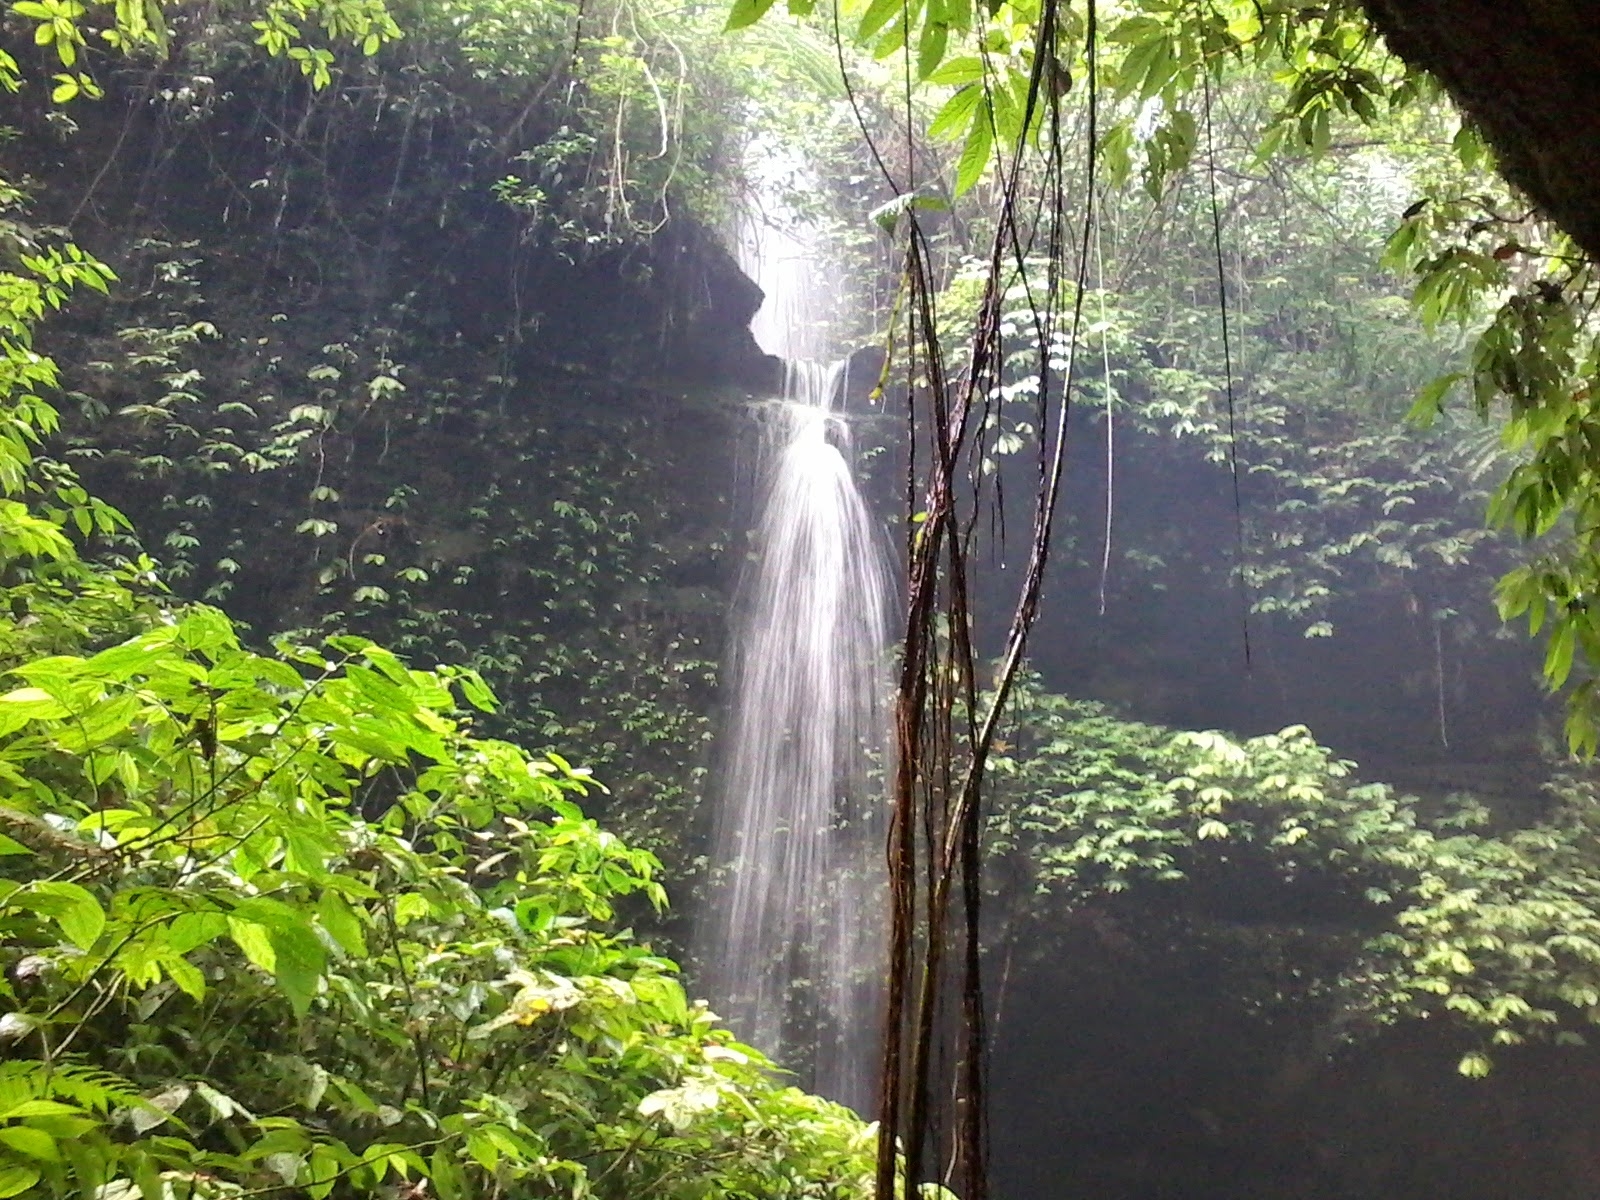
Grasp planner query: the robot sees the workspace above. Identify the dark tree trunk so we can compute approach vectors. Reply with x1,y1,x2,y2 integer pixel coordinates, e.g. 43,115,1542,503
1361,0,1600,259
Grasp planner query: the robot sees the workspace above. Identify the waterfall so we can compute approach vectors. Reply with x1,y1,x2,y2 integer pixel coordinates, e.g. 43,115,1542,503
696,181,891,1110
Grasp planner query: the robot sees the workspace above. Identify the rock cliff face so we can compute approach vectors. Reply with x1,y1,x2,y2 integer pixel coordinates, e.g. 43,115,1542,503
1362,0,1600,257
1,55,776,869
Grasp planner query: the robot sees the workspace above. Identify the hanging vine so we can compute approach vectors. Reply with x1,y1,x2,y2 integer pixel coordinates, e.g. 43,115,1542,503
861,1,1097,1194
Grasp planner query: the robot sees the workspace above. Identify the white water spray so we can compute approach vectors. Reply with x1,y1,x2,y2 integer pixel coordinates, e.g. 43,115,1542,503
697,177,891,1110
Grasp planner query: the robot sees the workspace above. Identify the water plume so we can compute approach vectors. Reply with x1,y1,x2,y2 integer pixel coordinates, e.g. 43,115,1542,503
698,181,891,1110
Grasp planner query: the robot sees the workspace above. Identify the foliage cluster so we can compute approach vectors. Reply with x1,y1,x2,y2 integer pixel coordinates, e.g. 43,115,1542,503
928,123,1519,705
991,676,1600,1073
58,239,731,863
4,0,754,241
0,605,874,1200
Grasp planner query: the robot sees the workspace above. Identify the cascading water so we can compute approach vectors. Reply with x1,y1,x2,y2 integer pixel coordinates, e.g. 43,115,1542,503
696,178,891,1110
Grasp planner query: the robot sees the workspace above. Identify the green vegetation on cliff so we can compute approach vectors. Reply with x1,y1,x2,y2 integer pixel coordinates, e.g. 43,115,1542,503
0,7,877,1197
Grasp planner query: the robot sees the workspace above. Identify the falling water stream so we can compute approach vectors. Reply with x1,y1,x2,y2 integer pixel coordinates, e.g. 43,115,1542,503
696,178,891,1110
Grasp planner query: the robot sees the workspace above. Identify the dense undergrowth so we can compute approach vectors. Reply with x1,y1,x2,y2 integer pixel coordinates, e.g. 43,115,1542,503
0,0,790,874
991,678,1600,1069
0,597,876,1199
0,603,877,1198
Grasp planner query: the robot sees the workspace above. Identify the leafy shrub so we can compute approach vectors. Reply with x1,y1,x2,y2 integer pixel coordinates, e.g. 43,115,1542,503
0,608,875,1199
991,676,1600,1069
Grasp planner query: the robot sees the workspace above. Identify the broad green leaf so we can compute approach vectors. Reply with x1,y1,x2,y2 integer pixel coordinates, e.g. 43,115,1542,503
954,105,993,196
723,0,775,28
429,1146,467,1200
0,1165,40,1198
306,1142,341,1199
19,881,105,949
0,686,68,719
153,948,203,998
928,83,983,141
393,892,430,926
925,55,982,86
176,605,236,656
856,0,899,42
1106,14,1164,44
454,670,496,712
0,1125,59,1161
168,910,227,955
228,918,277,974
317,890,367,957
270,920,327,1017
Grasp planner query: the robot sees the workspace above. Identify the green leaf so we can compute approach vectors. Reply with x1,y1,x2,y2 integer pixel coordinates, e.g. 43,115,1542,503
1546,618,1577,689
317,890,368,957
927,83,982,141
0,1126,59,1161
19,881,106,950
925,55,982,85
177,605,236,656
869,192,948,235
168,910,227,955
1457,1051,1492,1078
954,104,993,196
0,1101,82,1120
455,670,496,712
0,1166,41,1198
165,953,207,1001
856,0,899,41
393,892,430,926
270,920,328,1018
1106,14,1163,44
429,1147,467,1200
916,19,948,79
0,686,68,719
228,918,277,974
1406,372,1463,427
724,0,776,30
306,1142,341,1199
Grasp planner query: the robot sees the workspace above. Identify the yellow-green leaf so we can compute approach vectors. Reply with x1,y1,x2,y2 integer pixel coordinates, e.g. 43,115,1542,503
0,1126,58,1162
954,105,993,196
